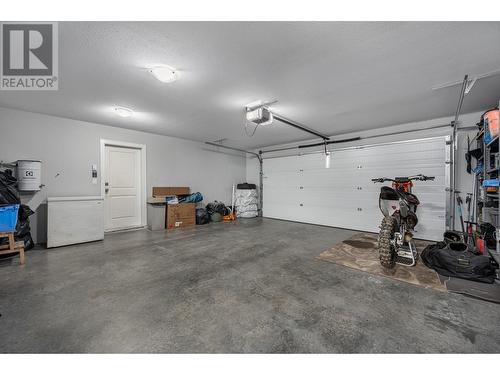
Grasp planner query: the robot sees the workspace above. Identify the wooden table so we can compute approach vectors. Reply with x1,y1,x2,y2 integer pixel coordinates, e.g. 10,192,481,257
0,232,25,265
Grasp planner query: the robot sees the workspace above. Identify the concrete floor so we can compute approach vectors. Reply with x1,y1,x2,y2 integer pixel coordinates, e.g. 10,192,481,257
0,218,499,353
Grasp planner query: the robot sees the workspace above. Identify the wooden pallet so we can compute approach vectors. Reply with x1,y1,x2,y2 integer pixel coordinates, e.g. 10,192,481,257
0,232,25,265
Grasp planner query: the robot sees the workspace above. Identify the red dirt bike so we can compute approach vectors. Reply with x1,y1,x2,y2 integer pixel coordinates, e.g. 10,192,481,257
371,174,435,268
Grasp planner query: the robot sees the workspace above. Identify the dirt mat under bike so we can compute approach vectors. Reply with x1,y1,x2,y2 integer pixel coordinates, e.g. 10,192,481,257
317,232,446,292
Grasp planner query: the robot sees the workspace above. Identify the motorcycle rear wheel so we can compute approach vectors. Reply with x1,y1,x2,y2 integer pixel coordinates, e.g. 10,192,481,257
378,216,397,268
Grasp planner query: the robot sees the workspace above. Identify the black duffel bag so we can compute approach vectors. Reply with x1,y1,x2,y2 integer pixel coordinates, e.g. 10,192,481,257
421,241,497,283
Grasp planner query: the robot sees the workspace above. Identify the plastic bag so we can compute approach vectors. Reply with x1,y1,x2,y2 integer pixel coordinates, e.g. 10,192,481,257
206,201,230,216
0,169,20,204
0,170,35,250
237,204,258,213
180,192,203,203
195,208,210,225
238,211,258,218
235,188,258,218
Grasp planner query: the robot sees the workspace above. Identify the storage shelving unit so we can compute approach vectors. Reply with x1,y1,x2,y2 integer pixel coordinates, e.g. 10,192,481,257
477,103,500,267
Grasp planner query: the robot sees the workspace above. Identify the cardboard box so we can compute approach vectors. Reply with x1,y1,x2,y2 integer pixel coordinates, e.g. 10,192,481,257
153,187,190,197
166,203,196,230
147,197,167,204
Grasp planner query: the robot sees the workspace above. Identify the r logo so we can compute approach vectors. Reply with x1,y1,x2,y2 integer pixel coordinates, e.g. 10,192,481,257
1,22,58,90
2,24,53,75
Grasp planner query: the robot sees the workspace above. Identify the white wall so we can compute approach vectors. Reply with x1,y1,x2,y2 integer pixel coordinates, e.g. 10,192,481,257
0,107,246,243
246,111,485,231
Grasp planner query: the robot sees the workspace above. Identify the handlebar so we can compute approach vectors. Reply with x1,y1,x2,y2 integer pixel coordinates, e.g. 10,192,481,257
371,174,435,183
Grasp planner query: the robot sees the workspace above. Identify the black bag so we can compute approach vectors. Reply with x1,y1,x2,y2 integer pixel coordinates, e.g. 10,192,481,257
206,201,230,216
480,223,497,250
18,204,34,221
0,170,35,251
443,230,463,243
421,241,497,283
195,208,210,225
0,169,20,204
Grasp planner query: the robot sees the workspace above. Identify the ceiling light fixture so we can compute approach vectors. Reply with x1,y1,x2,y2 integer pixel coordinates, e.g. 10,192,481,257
325,152,331,169
113,106,134,118
149,66,178,83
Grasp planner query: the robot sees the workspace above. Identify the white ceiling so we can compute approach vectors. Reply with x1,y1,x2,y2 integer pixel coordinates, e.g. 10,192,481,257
1,22,500,148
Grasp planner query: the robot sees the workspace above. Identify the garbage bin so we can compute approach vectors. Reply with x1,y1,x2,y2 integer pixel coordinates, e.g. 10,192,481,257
147,199,166,231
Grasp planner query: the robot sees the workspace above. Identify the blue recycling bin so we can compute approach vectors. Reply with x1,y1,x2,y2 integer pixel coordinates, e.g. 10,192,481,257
0,204,19,232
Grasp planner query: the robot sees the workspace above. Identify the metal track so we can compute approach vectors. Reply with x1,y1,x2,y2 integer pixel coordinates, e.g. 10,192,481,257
260,122,453,155
271,113,330,140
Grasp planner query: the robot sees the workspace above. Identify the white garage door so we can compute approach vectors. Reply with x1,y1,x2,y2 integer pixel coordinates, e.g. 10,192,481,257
263,137,449,240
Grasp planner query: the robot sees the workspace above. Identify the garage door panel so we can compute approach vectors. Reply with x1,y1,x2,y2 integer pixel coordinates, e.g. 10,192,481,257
264,189,300,205
263,137,448,240
264,155,302,172
358,148,444,164
299,206,361,229
265,203,303,222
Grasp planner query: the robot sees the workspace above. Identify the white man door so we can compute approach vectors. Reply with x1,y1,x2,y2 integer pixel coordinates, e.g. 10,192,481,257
104,145,142,231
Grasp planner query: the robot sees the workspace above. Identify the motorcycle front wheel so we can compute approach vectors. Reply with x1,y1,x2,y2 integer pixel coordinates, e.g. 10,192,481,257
378,216,397,268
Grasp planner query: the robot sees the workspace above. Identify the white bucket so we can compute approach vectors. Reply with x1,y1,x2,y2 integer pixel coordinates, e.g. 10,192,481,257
17,160,42,191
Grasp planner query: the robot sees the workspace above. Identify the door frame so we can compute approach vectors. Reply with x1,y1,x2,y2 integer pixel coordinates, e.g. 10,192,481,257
100,139,147,232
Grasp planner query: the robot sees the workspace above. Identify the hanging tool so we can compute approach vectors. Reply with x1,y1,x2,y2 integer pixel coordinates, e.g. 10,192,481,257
466,135,472,174
456,195,467,242
468,167,481,247
465,192,476,246
466,193,472,223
